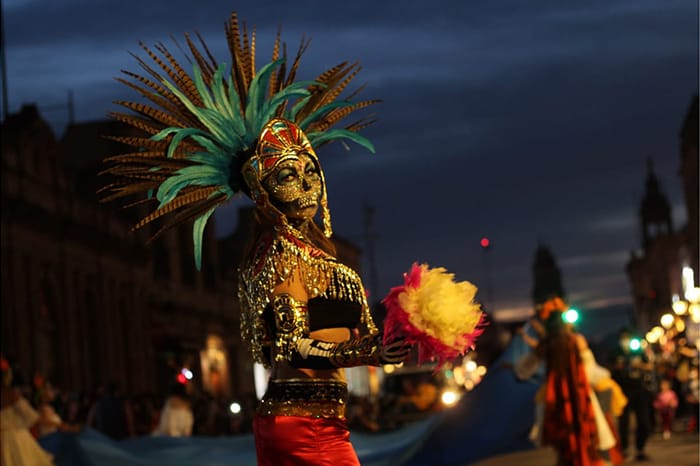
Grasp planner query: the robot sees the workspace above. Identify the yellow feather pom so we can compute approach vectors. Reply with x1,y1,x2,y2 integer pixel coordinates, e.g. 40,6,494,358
397,265,482,350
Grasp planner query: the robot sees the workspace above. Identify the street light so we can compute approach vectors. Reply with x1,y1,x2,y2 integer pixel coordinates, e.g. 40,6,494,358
673,299,689,315
686,286,700,303
660,313,675,329
690,304,700,324
646,326,665,344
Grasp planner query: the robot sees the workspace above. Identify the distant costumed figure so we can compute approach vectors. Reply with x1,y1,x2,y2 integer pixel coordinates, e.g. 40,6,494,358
537,300,608,466
519,297,623,464
99,11,486,465
0,358,54,466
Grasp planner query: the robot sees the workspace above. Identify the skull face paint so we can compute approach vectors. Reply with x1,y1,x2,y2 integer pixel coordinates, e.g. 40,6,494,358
263,152,322,221
242,118,333,235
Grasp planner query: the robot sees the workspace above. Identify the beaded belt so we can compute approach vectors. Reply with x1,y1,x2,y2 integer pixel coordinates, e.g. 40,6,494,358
256,378,348,419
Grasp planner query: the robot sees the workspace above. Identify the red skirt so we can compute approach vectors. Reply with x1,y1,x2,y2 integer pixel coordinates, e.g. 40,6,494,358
254,414,360,466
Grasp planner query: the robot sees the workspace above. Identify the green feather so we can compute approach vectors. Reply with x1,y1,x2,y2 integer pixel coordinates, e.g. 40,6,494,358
192,64,216,112
157,165,226,206
258,82,314,127
193,205,217,270
226,78,246,137
289,93,313,120
307,129,376,153
244,59,284,136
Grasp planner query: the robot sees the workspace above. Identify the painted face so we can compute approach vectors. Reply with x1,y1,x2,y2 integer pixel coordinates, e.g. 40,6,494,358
263,151,322,221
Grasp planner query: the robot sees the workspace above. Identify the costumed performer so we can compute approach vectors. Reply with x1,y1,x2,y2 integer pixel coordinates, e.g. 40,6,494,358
1,357,55,466
100,11,410,466
537,307,607,466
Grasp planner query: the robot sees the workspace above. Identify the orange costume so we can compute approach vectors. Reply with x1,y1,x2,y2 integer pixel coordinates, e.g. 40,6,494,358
541,332,604,466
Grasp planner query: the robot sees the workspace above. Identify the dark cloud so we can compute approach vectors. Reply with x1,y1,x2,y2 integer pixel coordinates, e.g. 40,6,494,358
4,0,697,318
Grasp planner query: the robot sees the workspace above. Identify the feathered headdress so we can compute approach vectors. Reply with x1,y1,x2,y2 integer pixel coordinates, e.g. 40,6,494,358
100,12,378,268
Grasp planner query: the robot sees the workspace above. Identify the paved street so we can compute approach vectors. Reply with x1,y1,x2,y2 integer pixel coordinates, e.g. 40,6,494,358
471,431,699,466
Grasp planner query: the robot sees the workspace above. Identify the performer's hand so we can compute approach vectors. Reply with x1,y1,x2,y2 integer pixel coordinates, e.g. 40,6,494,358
380,338,411,364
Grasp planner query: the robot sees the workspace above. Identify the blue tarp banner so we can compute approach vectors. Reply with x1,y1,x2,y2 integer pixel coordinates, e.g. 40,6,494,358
40,417,438,466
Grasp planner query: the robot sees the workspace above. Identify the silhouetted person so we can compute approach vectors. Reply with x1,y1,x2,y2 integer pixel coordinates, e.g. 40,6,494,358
87,381,134,440
610,329,656,461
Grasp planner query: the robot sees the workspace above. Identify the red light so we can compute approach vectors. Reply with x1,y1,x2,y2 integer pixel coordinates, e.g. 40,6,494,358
176,373,187,384
480,237,490,248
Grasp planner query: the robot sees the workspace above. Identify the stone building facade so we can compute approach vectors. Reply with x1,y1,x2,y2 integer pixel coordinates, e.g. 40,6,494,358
626,96,699,331
2,105,247,396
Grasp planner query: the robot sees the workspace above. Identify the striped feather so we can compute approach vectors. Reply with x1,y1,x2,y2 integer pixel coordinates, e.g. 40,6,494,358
133,185,221,230
344,115,378,133
194,31,219,73
183,33,216,81
103,151,184,162
117,70,186,114
108,112,164,136
316,64,361,108
284,38,310,87
149,193,227,241
226,12,249,100
114,100,188,129
104,135,170,151
99,180,161,202
139,43,202,107
268,28,282,95
114,76,185,120
310,99,379,132
294,64,353,121
154,42,202,106
241,22,253,83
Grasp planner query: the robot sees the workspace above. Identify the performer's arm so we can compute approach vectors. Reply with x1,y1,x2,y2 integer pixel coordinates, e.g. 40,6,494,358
269,291,409,369
293,333,409,369
269,273,409,368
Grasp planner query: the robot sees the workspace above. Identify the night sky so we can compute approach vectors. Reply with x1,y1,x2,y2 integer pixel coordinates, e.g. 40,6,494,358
4,0,698,323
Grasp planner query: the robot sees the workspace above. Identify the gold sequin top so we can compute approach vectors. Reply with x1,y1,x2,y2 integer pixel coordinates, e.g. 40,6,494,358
238,226,377,367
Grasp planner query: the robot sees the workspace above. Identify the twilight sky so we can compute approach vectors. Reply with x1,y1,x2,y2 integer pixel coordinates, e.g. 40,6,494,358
3,0,698,322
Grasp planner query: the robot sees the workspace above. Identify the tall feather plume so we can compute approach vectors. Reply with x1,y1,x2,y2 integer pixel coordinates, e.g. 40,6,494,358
102,10,379,270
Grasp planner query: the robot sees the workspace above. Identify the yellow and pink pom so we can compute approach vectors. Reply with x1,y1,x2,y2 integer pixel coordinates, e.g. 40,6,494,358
382,263,486,368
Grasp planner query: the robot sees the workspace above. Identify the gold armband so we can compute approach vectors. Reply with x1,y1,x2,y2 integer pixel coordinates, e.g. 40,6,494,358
271,294,309,363
329,333,382,367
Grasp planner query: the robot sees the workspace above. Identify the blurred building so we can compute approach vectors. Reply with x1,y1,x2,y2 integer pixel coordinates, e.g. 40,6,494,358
1,104,249,397
626,95,699,330
532,244,566,306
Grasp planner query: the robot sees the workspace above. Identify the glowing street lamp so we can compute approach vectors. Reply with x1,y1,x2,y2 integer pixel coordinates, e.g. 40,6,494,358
686,287,700,303
563,308,580,324
690,304,700,324
660,313,675,329
673,300,689,315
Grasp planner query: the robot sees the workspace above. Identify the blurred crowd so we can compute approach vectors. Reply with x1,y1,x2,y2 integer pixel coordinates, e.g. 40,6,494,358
2,364,444,445
1,368,260,441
